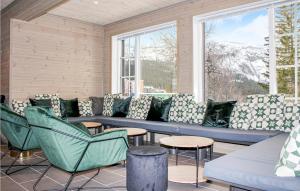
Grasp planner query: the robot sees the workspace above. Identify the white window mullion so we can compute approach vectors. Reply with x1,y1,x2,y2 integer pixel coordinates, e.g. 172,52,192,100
135,36,141,97
269,6,277,94
193,18,205,102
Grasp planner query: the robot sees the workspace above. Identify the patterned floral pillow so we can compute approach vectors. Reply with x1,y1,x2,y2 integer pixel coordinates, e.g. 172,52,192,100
229,103,252,130
275,125,300,177
168,94,194,123
188,101,207,124
35,94,61,117
282,102,300,132
103,94,121,116
11,100,31,116
246,94,285,131
126,95,152,120
78,100,94,117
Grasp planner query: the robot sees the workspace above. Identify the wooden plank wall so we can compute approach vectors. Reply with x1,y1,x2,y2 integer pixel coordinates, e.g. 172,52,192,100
1,0,68,101
10,14,104,100
103,0,260,94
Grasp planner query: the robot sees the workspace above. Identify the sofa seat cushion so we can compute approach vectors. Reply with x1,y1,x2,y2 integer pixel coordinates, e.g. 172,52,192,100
204,133,300,191
179,124,281,144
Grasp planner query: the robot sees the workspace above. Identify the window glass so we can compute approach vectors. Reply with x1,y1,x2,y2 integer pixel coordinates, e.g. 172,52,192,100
140,26,177,94
204,9,269,101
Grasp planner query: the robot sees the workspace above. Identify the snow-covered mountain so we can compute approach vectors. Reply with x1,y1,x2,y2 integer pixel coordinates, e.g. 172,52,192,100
207,41,268,84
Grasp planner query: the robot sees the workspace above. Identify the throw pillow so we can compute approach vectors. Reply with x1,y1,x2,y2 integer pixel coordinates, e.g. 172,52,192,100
89,97,104,115
112,97,132,117
247,94,285,131
35,94,61,117
168,94,194,123
147,97,172,121
160,97,173,122
275,125,300,177
203,99,237,127
78,100,94,117
282,102,300,132
29,98,52,108
60,98,80,118
127,95,152,120
229,103,252,130
103,94,121,116
11,99,31,116
188,101,207,124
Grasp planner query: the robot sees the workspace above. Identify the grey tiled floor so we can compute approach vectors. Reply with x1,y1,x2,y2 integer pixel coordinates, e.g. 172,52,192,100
0,142,245,191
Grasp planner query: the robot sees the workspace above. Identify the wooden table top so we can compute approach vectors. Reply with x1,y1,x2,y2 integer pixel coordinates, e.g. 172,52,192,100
81,122,102,128
160,136,214,148
104,127,147,137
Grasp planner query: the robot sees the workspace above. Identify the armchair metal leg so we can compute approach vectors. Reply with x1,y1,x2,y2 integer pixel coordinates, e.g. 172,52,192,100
33,164,52,191
64,173,75,191
2,151,48,175
5,151,21,175
77,168,100,190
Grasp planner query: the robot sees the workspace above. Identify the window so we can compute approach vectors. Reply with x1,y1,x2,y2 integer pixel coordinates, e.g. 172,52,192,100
113,22,177,96
194,0,300,102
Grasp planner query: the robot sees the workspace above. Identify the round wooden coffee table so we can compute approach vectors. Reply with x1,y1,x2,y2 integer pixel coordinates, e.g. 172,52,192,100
104,127,147,146
81,122,102,134
160,136,214,188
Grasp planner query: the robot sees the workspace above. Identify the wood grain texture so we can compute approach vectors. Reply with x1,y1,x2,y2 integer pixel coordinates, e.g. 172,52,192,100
1,0,68,101
103,0,261,94
10,14,104,100
49,0,187,25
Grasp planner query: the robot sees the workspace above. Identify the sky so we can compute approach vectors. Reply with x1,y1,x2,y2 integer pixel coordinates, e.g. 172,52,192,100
206,8,269,47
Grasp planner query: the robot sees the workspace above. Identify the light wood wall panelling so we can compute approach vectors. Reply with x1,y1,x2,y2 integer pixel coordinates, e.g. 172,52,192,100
10,14,104,100
103,0,261,94
1,0,69,101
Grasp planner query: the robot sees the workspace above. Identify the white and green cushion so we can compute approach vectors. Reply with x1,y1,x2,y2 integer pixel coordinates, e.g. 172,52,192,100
188,101,206,124
11,100,31,116
127,95,152,120
35,94,61,117
246,94,285,131
229,103,252,130
275,125,300,177
78,100,94,117
282,102,300,132
168,94,194,123
103,94,121,117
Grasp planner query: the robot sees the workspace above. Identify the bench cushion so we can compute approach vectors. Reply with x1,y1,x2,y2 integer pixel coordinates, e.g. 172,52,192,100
204,133,300,191
68,116,282,145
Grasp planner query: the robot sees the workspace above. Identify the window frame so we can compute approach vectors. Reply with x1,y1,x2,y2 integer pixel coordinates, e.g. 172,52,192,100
112,21,177,96
193,0,299,102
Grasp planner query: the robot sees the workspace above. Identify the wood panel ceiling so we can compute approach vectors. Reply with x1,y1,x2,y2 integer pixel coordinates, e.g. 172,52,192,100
48,0,188,25
1,0,15,10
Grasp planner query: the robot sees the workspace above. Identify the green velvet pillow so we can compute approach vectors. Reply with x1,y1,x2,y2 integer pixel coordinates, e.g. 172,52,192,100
29,98,52,108
203,99,237,128
112,97,132,117
147,97,172,122
60,98,80,118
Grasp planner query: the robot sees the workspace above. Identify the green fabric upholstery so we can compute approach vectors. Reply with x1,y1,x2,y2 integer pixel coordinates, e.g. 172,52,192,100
25,106,128,172
0,104,39,151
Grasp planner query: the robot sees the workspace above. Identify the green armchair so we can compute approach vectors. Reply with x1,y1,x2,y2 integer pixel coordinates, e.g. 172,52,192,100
0,104,46,175
24,106,128,191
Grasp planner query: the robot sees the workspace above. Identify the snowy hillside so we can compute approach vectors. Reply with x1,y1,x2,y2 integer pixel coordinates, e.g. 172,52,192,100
207,41,268,84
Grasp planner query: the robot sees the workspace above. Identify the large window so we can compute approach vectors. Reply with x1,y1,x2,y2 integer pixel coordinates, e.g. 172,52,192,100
194,0,300,102
115,23,177,96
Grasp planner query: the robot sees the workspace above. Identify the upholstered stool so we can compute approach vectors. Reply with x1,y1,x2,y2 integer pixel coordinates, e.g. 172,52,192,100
127,146,168,191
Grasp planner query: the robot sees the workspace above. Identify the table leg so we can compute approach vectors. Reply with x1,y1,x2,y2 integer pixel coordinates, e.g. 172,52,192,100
150,132,155,144
210,145,213,161
196,146,199,188
175,148,178,166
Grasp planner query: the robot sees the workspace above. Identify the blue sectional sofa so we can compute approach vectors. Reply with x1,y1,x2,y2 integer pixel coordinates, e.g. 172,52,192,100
67,115,282,145
204,133,300,191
